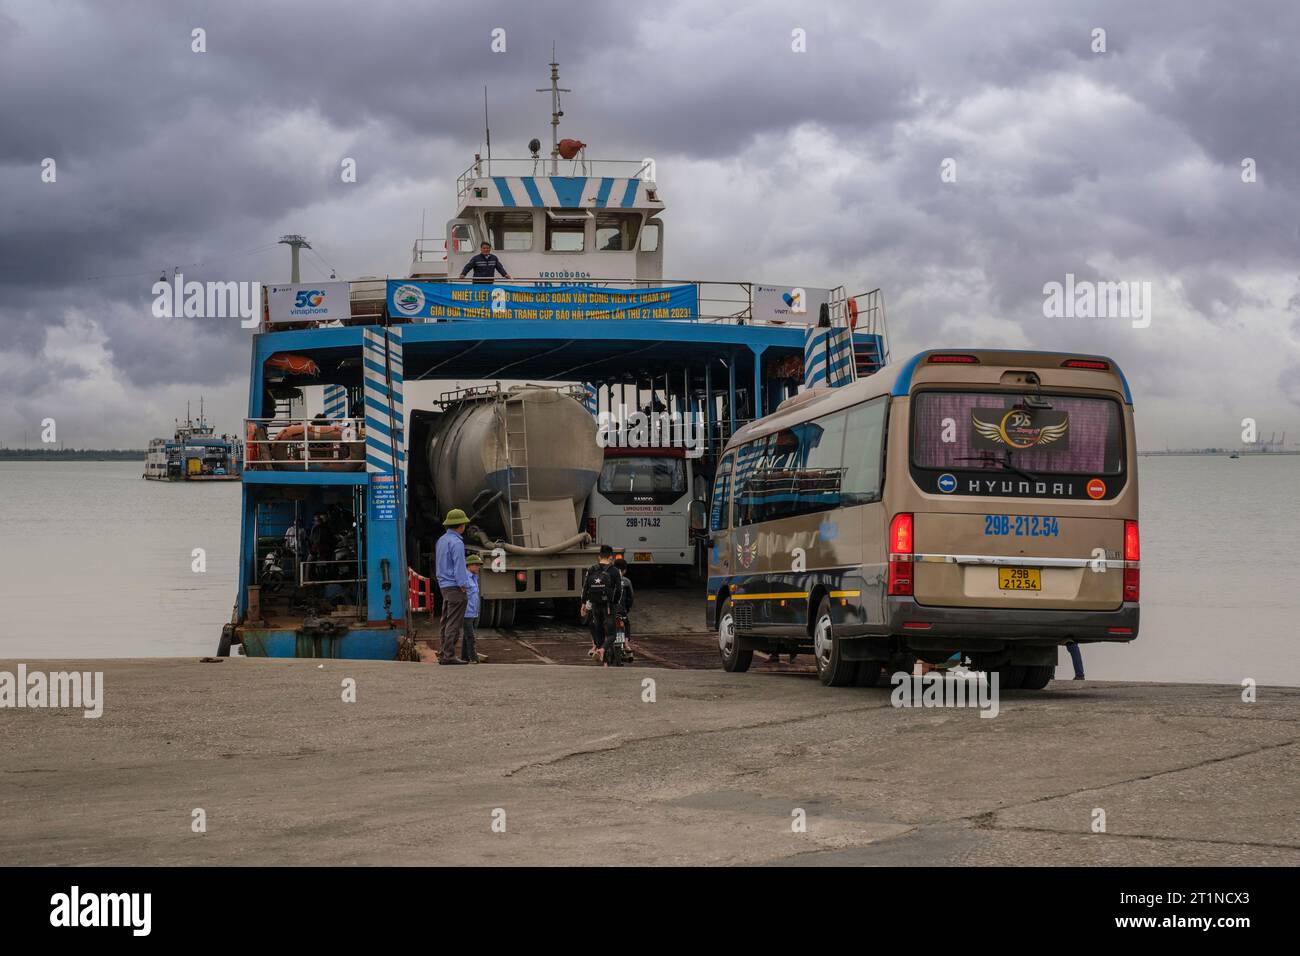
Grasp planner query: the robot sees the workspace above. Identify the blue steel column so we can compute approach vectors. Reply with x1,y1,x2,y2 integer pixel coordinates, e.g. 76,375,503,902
237,333,267,618
727,357,737,440
752,345,767,419
362,327,408,626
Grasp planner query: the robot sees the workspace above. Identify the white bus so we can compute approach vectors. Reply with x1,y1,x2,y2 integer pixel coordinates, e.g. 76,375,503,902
587,448,704,574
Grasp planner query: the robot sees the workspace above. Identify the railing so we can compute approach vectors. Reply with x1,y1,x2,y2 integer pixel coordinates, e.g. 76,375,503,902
243,417,366,472
408,568,434,613
261,276,888,341
457,157,655,200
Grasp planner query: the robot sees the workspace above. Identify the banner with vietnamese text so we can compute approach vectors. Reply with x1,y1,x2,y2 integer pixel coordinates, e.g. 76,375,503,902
386,281,698,321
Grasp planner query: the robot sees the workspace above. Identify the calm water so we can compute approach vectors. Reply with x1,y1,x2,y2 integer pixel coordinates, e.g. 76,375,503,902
0,458,1296,685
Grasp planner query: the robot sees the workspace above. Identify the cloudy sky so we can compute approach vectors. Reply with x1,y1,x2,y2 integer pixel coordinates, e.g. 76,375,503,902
2,0,1297,449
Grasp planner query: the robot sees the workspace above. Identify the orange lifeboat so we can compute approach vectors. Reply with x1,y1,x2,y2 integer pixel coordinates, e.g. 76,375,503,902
270,422,364,471
266,353,320,377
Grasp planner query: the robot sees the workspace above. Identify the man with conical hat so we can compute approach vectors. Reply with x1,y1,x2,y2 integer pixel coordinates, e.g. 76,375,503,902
435,508,472,665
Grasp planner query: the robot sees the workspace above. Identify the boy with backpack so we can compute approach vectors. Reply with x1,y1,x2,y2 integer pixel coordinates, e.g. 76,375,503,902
581,545,619,663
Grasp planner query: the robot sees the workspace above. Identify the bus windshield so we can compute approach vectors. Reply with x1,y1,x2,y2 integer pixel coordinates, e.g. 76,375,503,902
911,390,1124,476
598,456,686,502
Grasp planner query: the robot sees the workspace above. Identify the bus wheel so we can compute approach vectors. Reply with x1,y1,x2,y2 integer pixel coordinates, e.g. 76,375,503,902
1021,664,1054,690
855,662,884,687
993,664,1027,689
813,597,858,687
717,598,752,673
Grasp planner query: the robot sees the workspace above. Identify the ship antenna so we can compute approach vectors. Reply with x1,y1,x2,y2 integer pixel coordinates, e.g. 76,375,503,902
484,85,492,172
536,48,570,175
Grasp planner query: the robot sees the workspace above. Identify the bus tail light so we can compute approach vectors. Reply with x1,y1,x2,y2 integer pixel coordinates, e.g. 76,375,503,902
1123,519,1140,602
926,353,979,364
1062,358,1110,370
888,513,914,596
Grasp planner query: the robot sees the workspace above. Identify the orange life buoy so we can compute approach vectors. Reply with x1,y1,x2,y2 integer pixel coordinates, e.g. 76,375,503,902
847,297,859,330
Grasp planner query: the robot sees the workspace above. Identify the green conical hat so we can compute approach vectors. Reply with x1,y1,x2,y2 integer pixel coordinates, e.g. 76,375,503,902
442,508,470,526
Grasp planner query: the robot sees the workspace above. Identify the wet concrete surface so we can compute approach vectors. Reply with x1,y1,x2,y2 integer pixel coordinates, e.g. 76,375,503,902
0,654,1295,866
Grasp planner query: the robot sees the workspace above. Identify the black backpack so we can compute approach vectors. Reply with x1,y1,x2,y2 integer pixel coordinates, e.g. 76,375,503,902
585,564,614,605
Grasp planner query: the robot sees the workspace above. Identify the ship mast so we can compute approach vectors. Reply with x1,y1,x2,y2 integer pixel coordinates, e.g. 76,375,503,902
536,48,570,175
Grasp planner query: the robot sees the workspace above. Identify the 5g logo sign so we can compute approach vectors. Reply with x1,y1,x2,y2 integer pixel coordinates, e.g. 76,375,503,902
294,290,325,308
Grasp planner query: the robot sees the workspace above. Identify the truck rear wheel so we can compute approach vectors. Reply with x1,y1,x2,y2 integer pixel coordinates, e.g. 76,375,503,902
717,598,752,672
813,597,858,687
1021,664,1054,689
497,599,516,628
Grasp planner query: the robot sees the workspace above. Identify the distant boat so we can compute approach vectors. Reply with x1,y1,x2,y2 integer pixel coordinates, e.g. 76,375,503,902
1229,452,1240,459
143,399,242,481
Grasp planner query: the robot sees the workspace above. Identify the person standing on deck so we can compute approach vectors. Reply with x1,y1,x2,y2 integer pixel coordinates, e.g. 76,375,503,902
459,241,511,284
436,509,472,665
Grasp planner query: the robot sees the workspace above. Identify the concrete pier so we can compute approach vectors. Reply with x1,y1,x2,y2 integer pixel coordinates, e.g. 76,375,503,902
0,658,1295,865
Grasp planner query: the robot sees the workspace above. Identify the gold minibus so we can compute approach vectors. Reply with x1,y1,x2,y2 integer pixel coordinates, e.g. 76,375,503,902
698,349,1139,690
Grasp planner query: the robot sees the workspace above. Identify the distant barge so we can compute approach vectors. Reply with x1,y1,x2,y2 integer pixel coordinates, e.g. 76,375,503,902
143,400,242,481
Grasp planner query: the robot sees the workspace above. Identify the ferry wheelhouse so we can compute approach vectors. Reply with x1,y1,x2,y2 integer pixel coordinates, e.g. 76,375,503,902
220,62,887,659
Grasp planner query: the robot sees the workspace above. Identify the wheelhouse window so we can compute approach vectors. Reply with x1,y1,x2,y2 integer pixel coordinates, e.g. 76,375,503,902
545,211,586,252
595,212,641,251
483,211,534,251
448,222,475,254
910,391,1124,475
640,221,660,253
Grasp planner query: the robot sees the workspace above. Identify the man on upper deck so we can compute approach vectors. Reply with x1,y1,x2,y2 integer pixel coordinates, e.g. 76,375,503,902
460,241,511,284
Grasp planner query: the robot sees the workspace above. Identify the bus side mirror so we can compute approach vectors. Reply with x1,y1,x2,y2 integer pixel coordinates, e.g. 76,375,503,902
689,500,708,533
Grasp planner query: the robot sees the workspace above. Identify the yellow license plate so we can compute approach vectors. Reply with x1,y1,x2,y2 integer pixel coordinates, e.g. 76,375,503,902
634,552,653,562
998,567,1041,591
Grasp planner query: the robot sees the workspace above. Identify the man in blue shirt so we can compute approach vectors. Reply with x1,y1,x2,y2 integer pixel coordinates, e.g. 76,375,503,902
459,241,511,284
436,508,471,664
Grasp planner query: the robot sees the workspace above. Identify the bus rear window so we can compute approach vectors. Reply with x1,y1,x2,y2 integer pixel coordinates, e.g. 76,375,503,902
911,391,1124,475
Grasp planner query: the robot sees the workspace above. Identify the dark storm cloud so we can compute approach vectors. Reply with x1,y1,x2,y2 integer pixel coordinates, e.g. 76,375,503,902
0,0,1297,446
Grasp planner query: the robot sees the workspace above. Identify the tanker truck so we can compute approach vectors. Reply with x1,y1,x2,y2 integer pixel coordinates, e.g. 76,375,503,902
407,384,602,627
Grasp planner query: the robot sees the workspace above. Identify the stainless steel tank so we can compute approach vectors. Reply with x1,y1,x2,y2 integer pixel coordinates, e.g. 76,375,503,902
426,386,601,543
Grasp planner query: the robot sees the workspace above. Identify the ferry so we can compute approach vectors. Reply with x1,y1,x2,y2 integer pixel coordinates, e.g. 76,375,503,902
144,400,243,481
219,60,887,659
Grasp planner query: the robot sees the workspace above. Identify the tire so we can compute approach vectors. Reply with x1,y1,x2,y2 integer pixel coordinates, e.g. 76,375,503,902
813,596,858,687
497,599,516,628
854,662,884,687
717,598,752,672
994,664,1027,689
216,624,233,658
1021,664,1054,690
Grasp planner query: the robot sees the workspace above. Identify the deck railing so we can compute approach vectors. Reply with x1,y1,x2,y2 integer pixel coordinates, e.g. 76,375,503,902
243,417,367,472
269,277,885,337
